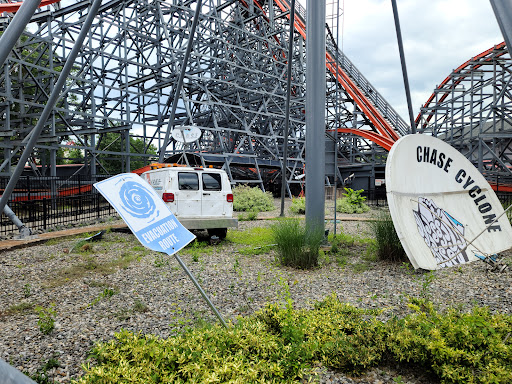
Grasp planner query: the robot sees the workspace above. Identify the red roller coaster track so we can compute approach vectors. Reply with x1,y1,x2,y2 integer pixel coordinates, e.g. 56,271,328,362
0,0,60,13
243,0,400,151
415,41,507,129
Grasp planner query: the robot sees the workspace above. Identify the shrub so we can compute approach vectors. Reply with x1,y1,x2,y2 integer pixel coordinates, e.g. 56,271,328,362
386,298,512,383
232,185,274,212
76,294,512,384
271,218,323,269
369,211,407,262
503,200,512,224
336,188,370,214
290,197,306,214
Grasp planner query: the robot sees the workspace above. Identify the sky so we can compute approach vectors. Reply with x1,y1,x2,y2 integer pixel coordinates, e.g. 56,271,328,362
303,0,505,123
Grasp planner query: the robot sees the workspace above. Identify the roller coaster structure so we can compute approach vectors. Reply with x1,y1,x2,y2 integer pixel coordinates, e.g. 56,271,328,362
0,0,510,199
0,0,406,195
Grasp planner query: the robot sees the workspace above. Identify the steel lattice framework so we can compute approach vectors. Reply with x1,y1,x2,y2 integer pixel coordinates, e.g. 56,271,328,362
417,42,512,189
0,0,407,194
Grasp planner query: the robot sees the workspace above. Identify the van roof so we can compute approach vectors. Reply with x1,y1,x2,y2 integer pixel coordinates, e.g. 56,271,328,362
143,163,225,173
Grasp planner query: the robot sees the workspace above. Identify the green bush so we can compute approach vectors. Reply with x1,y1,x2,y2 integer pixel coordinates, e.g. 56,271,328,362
271,218,323,269
369,211,407,262
386,298,512,383
289,197,305,214
232,185,274,212
76,295,512,384
336,188,370,214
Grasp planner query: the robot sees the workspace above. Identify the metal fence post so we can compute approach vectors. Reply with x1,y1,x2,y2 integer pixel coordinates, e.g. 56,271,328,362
43,197,47,229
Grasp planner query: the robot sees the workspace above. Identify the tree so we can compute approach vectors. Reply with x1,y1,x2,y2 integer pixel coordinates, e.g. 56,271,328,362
95,132,157,174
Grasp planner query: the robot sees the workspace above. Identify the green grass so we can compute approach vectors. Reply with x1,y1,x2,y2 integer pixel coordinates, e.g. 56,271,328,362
271,219,323,269
45,250,142,288
324,230,376,271
226,226,274,255
1,301,34,317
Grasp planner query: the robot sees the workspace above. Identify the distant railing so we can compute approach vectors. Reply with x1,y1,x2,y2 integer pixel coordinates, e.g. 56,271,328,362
0,175,117,236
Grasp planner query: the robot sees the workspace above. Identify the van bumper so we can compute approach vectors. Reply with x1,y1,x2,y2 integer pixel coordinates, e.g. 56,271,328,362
177,217,238,230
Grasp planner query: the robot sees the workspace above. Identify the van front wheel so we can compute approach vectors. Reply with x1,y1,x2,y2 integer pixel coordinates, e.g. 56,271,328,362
207,228,227,239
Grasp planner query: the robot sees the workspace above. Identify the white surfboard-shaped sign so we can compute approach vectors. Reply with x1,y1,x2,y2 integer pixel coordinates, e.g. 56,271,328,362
386,134,512,270
171,126,201,143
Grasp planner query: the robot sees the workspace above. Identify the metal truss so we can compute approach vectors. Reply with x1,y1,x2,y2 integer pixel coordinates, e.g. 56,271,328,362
417,42,512,189
0,0,406,194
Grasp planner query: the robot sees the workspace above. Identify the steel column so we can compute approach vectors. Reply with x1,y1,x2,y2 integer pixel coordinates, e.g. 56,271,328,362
391,0,415,134
490,0,512,55
0,0,42,67
305,0,325,230
280,0,296,216
158,0,203,163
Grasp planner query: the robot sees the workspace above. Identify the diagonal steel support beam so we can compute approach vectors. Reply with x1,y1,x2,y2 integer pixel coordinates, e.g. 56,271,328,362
158,0,203,163
0,0,103,216
0,0,42,236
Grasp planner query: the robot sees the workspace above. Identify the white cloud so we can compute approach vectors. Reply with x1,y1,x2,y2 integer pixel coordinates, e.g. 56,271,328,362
301,0,504,120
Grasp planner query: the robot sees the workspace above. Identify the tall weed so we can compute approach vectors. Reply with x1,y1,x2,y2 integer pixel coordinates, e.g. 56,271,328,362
370,212,407,262
272,219,323,269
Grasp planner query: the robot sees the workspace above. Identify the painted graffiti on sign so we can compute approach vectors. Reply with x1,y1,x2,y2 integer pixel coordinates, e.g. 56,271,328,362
413,197,469,268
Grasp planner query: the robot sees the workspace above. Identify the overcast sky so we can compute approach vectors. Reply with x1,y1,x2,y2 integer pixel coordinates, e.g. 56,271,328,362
305,0,505,123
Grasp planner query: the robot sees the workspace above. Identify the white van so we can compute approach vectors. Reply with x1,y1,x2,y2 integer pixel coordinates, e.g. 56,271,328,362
141,163,237,238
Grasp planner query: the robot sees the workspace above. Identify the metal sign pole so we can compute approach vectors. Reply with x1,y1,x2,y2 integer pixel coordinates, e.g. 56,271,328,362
173,253,228,328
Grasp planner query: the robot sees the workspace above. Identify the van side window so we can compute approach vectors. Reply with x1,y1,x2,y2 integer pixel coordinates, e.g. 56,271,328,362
178,172,199,190
202,173,222,191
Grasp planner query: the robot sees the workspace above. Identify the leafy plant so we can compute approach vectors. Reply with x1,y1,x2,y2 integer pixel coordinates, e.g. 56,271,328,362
290,197,306,214
26,357,60,384
369,212,407,262
23,283,31,298
336,188,370,214
76,295,512,384
271,218,323,269
89,288,118,307
154,254,169,268
232,185,274,212
35,304,57,335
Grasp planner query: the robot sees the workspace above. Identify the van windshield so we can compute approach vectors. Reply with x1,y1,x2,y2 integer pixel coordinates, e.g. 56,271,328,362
178,172,199,190
203,173,222,191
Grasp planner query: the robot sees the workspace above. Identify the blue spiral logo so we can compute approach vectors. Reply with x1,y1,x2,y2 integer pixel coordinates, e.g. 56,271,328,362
119,181,157,219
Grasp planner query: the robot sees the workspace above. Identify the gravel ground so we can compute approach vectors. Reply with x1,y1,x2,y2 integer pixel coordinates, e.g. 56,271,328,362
1,200,511,383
